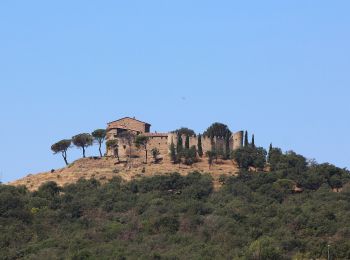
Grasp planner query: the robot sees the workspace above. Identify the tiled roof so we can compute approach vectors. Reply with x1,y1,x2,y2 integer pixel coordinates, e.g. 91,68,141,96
107,117,151,125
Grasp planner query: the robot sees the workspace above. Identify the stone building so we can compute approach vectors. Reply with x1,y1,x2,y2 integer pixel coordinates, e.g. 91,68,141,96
106,117,243,161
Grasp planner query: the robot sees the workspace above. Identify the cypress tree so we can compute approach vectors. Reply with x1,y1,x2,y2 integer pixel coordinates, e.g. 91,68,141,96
197,134,203,157
251,134,255,148
185,135,190,149
225,132,230,160
268,143,273,162
176,134,183,154
244,131,249,147
169,138,177,163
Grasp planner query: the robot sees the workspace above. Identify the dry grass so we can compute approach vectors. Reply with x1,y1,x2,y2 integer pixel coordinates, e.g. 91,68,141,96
9,157,240,191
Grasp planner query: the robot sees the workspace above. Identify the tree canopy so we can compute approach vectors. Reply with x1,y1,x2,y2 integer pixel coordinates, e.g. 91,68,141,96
72,133,93,158
231,146,267,170
203,122,231,138
92,129,106,157
51,139,71,165
172,127,196,136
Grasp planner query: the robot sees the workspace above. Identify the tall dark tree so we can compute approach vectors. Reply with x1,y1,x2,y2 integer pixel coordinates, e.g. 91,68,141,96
51,139,71,165
135,135,150,163
197,134,203,157
244,131,249,147
176,134,183,154
169,138,177,163
268,143,273,162
224,132,231,160
72,133,93,158
251,134,255,148
185,135,190,149
92,129,106,157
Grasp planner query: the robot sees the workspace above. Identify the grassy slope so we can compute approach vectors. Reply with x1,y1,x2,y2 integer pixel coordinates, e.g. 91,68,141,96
9,157,239,191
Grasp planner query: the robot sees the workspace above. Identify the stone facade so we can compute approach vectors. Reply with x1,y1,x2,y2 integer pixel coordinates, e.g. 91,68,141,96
106,117,243,160
106,117,151,138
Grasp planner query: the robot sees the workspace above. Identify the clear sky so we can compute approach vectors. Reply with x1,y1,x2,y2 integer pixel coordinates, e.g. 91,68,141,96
0,1,349,183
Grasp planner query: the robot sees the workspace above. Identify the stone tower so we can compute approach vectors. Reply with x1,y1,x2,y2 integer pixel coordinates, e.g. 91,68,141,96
232,131,244,150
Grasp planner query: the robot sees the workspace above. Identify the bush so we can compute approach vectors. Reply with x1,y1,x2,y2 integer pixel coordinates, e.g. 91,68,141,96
231,146,267,170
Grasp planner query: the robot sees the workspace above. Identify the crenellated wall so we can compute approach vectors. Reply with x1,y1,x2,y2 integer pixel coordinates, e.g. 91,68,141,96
106,131,244,161
167,132,243,154
105,118,244,161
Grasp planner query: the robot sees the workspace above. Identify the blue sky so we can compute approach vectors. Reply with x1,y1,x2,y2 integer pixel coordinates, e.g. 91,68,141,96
0,1,349,182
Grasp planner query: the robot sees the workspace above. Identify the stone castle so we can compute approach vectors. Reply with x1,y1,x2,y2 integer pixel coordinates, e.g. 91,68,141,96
106,117,244,160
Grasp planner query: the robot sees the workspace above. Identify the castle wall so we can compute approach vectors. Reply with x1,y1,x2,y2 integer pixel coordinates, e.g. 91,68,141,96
107,135,169,161
107,130,243,161
147,135,169,159
167,134,231,155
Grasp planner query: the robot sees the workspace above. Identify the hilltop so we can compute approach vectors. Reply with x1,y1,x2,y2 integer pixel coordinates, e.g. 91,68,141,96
10,157,240,191
5,117,350,258
13,117,264,190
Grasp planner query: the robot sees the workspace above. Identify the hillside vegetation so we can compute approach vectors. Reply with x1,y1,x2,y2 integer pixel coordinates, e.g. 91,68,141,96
1,149,350,259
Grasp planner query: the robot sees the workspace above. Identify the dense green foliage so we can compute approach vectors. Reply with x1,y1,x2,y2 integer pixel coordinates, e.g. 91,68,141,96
231,146,267,170
177,146,198,166
172,128,196,137
203,122,231,138
1,154,350,259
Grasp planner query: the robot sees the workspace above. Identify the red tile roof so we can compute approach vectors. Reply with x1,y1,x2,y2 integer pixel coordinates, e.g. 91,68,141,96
107,117,151,126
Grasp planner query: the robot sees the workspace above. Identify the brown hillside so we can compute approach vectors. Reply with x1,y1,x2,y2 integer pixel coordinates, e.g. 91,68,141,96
9,157,240,191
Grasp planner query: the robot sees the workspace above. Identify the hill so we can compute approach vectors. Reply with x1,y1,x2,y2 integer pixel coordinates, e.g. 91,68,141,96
9,157,239,191
2,148,350,259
